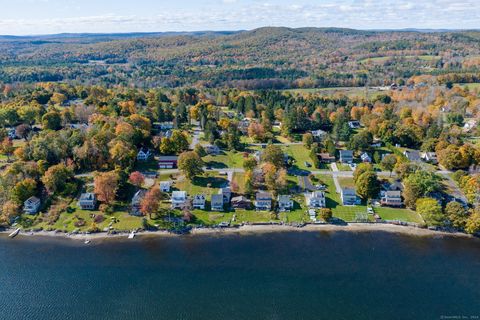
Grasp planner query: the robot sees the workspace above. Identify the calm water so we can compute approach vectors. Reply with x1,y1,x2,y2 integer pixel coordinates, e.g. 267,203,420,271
1,232,480,320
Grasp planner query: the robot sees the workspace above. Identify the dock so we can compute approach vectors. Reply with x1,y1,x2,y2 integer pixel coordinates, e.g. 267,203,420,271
8,228,21,238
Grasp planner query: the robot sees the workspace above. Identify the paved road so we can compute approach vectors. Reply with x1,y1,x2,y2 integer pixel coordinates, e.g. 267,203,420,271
190,127,201,150
249,142,303,146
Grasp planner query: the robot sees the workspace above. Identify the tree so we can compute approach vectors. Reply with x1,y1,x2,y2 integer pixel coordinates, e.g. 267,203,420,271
243,157,257,171
325,139,336,155
42,111,62,130
247,122,266,142
381,154,397,176
0,138,14,161
445,201,468,230
355,171,380,200
319,208,333,222
12,178,37,204
170,130,189,153
178,151,204,180
465,209,480,234
348,130,373,152
41,163,74,195
194,144,206,157
94,171,119,205
353,163,374,183
109,140,136,169
262,144,285,168
1,201,20,225
416,198,444,226
15,124,31,140
244,170,254,196
140,187,163,219
303,133,314,149
403,171,442,209
129,171,145,188
159,137,176,155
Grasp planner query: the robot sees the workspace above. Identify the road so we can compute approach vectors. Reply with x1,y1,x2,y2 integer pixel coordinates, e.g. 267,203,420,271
190,127,201,150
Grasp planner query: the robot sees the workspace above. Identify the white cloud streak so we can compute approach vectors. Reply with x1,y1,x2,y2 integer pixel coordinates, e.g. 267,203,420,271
1,0,479,35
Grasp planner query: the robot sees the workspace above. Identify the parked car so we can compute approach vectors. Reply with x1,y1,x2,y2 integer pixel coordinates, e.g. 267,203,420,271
367,207,374,214
305,161,311,168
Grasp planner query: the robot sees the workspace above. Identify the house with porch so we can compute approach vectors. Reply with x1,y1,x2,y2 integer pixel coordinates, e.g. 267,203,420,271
277,195,294,212
341,188,358,206
79,193,96,210
339,150,354,164
24,196,41,215
255,192,272,211
192,194,206,210
159,156,178,169
305,191,326,208
171,191,188,209
231,196,252,210
381,191,403,207
211,194,224,212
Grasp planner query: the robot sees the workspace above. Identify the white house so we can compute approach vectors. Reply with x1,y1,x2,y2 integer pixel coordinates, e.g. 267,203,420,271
311,129,328,141
160,181,172,193
348,121,361,129
24,196,41,214
205,145,221,155
421,152,438,164
255,192,272,211
381,191,403,207
192,194,206,210
171,191,188,209
218,187,232,202
277,195,294,212
339,150,354,163
360,152,372,163
211,194,224,212
79,193,96,210
341,188,358,206
305,191,326,208
137,149,151,161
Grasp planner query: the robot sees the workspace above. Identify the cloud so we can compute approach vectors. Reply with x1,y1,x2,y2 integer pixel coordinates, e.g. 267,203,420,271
1,0,479,35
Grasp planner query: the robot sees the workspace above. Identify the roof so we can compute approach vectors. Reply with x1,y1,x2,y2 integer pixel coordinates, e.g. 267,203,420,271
172,191,187,198
160,181,172,186
319,153,335,159
256,192,272,200
404,150,421,161
340,150,353,157
25,196,40,204
385,191,402,198
211,194,224,204
277,195,291,202
79,193,95,201
341,188,356,196
193,194,206,201
158,156,178,161
231,196,250,203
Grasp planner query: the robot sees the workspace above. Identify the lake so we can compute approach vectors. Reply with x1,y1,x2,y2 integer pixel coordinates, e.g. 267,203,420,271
1,231,480,320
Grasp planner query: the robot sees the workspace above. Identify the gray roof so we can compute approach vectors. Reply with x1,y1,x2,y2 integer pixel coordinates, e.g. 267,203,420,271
80,193,95,201
341,188,356,196
385,191,402,198
340,150,353,157
256,192,272,201
158,156,178,161
277,195,291,202
211,194,224,204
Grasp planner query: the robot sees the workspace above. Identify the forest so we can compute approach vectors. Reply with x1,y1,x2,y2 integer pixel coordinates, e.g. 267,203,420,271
1,27,480,89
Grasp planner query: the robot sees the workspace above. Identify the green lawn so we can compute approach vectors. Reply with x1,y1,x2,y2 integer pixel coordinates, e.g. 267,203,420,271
203,150,245,169
336,163,352,171
374,207,424,224
282,144,323,171
174,173,228,196
337,177,355,188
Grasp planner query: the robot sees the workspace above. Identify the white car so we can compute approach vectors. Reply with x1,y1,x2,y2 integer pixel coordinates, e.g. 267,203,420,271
367,207,374,214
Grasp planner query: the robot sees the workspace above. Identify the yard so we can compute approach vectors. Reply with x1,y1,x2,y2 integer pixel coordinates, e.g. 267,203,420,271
374,207,424,224
173,173,229,196
203,150,245,169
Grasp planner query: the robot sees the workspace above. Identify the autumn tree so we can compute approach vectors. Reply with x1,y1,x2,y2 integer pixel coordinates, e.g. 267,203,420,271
381,154,397,176
355,171,380,200
303,133,314,149
319,208,333,222
465,209,480,234
445,201,468,230
94,171,119,205
128,171,145,188
0,138,14,161
12,178,37,204
140,187,163,219
416,198,444,227
262,144,285,168
178,151,204,180
41,163,74,195
42,111,62,130
353,163,374,183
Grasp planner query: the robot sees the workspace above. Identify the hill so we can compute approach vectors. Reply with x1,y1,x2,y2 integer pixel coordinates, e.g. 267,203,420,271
0,27,479,88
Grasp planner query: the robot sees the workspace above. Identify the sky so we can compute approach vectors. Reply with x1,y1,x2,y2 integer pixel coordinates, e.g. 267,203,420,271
0,0,479,35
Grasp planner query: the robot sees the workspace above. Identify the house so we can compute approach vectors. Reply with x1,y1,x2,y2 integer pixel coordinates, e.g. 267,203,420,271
218,187,232,202
403,150,421,162
79,193,96,210
67,123,89,131
341,188,357,206
381,191,403,207
348,121,361,129
463,119,477,132
205,145,220,155
339,150,354,163
157,122,174,130
192,194,206,210
318,153,336,163
254,150,263,162
421,152,438,164
24,196,41,214
136,149,151,161
305,191,326,208
171,191,188,209
211,194,224,211
311,129,328,141
160,181,172,193
255,192,272,211
277,195,294,212
159,156,178,169
370,139,383,148
231,196,252,210
130,190,147,216
388,180,404,191
360,152,372,163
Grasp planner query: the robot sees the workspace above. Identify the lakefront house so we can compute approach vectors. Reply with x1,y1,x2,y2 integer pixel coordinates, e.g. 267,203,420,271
211,194,224,212
24,196,41,215
277,195,294,212
192,194,206,210
79,193,96,210
305,191,326,208
171,191,188,209
255,192,272,211
341,188,358,206
130,190,147,216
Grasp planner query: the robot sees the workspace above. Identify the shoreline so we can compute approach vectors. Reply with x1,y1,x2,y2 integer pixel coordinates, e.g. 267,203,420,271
1,223,475,241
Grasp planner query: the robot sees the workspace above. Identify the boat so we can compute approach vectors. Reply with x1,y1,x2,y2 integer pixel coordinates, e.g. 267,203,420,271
8,228,20,238
84,239,90,244
128,231,136,239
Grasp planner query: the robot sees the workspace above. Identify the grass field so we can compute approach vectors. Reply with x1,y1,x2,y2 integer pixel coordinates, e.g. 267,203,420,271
174,174,228,196
203,150,245,169
282,144,315,171
374,207,424,224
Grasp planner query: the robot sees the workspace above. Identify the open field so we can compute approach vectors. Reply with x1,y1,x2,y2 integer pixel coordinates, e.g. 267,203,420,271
203,150,245,169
